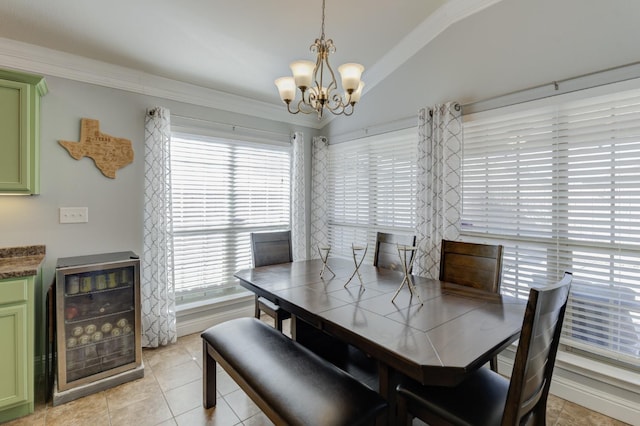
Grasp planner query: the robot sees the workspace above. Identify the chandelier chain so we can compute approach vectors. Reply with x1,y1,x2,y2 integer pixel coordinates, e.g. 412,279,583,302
320,0,326,40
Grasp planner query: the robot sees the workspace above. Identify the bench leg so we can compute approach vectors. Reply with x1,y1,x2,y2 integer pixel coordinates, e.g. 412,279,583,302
203,340,217,408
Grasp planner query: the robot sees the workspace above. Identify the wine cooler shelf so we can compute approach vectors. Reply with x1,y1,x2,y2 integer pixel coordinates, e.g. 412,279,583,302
66,333,135,382
64,286,134,323
64,267,133,294
54,252,143,400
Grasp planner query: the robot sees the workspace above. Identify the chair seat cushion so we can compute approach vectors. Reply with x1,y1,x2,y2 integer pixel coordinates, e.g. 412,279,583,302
258,296,289,315
397,367,509,426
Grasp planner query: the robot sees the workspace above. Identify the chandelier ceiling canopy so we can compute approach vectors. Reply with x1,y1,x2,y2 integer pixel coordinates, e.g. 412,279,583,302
275,0,365,119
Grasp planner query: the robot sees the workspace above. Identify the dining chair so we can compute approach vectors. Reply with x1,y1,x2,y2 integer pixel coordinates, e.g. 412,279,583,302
440,239,504,371
439,239,503,293
250,230,292,331
396,272,573,426
373,232,417,272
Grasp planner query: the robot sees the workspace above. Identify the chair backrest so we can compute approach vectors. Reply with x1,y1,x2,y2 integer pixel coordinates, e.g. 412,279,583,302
502,272,572,425
439,240,503,293
250,231,293,267
373,232,417,272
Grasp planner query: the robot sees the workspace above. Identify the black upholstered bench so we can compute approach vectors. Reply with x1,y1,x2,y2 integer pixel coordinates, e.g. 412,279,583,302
201,317,387,426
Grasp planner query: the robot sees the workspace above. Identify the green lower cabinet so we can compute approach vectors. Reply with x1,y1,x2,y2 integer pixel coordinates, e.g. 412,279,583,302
0,276,35,422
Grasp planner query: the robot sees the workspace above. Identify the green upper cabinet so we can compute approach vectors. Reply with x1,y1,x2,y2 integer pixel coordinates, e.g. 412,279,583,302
0,69,47,195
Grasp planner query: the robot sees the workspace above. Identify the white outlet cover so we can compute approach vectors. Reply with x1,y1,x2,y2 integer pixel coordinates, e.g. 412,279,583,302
59,207,89,224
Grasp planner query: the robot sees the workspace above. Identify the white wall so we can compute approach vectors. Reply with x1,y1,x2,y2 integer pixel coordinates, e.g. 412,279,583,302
0,76,314,285
0,74,316,386
326,0,640,138
1,0,638,417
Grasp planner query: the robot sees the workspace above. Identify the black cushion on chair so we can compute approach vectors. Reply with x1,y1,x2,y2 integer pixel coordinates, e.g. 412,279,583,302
397,368,508,426
256,296,291,331
202,317,387,426
258,297,279,312
258,297,290,318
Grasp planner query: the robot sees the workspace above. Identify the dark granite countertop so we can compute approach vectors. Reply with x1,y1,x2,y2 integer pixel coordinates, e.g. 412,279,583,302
0,245,46,279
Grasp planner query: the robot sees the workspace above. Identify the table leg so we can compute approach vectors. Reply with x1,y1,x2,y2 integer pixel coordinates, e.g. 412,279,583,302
378,362,406,425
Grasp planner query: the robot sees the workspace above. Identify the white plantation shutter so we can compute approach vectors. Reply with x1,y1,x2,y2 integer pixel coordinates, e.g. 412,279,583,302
170,133,290,301
462,85,640,365
327,128,417,260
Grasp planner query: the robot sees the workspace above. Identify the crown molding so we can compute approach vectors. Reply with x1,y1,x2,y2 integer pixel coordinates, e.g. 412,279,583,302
0,37,322,129
0,0,500,130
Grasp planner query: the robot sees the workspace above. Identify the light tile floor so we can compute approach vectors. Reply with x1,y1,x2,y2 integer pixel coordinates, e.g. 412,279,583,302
4,319,630,426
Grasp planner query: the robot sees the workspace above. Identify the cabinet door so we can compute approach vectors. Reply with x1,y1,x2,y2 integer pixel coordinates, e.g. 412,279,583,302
0,303,28,408
0,79,32,193
0,69,46,195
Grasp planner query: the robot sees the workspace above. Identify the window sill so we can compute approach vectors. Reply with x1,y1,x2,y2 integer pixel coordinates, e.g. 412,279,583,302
176,290,254,316
174,290,255,337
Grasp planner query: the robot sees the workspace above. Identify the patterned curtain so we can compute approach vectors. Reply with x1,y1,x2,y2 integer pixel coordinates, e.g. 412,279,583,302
142,107,177,347
310,136,330,259
415,102,463,278
291,132,307,260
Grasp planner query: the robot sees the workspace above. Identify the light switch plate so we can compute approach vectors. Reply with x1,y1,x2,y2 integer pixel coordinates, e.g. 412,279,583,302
59,207,88,224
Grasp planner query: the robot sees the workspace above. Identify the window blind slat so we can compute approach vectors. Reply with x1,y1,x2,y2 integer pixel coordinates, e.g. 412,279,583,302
327,128,418,260
462,86,640,366
170,134,291,300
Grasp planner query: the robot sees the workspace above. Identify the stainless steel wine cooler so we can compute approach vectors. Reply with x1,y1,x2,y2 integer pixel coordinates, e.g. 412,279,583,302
53,252,144,405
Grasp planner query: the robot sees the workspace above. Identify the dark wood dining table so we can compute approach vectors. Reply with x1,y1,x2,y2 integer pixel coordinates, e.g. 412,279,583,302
234,257,526,422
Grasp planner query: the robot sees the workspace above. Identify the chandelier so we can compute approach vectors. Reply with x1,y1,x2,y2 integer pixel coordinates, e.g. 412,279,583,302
275,0,365,119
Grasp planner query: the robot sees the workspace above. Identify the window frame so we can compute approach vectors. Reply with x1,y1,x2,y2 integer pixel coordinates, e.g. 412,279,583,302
169,129,292,304
461,80,640,368
325,127,418,262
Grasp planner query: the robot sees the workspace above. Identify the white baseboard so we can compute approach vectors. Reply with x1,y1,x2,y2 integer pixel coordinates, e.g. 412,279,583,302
550,374,639,425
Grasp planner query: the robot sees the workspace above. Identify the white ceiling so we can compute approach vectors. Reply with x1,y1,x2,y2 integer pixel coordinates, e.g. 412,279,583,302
0,0,499,123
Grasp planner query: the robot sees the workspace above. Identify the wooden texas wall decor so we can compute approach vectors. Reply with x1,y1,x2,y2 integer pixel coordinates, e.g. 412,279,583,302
59,118,134,179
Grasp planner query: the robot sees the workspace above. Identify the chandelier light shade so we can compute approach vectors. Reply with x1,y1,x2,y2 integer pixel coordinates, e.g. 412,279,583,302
275,0,365,119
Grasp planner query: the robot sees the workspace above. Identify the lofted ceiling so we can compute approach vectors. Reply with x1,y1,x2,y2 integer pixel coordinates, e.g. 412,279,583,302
0,0,499,125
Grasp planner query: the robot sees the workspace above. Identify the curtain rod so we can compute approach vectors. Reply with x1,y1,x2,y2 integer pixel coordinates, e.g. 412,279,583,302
333,61,640,143
171,114,291,140
462,61,640,115
331,103,462,144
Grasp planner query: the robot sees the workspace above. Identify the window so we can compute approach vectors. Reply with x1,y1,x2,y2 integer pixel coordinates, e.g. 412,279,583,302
326,128,418,260
170,132,291,303
462,84,640,366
